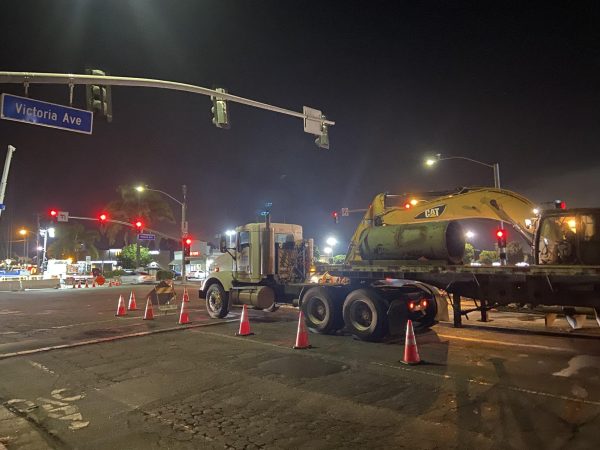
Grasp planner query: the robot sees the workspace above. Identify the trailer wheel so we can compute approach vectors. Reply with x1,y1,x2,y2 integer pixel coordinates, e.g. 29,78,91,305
206,283,229,319
343,289,387,342
301,287,343,334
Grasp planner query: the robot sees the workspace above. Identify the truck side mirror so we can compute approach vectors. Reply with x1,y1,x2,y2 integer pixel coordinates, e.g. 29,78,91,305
219,236,227,253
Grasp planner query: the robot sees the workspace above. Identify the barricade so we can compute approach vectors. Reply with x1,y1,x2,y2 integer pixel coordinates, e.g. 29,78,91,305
147,280,178,315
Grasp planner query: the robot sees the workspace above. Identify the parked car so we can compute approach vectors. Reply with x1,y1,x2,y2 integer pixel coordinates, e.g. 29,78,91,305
188,270,206,280
119,271,155,284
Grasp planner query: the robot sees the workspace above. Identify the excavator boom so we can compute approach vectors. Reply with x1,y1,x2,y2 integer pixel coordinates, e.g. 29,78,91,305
347,187,536,262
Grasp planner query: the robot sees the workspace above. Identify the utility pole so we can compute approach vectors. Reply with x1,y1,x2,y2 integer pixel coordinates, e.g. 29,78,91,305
0,145,16,219
181,184,187,284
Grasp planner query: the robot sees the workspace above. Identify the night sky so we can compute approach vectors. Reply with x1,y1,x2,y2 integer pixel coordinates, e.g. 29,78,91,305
1,1,599,253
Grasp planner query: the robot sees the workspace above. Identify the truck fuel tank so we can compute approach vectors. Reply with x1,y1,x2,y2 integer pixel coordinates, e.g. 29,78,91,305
230,285,276,309
358,221,465,264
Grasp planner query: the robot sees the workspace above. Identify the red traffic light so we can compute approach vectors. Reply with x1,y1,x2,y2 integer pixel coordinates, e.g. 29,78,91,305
555,200,566,210
332,211,339,224
185,237,192,245
49,209,58,217
496,229,505,238
133,220,144,232
99,213,108,222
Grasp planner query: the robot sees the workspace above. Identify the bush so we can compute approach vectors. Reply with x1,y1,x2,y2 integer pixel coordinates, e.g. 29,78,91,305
156,270,174,281
102,269,126,278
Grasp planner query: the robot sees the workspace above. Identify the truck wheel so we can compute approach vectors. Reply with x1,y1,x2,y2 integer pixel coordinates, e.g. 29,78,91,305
343,289,387,342
206,283,229,319
301,287,343,334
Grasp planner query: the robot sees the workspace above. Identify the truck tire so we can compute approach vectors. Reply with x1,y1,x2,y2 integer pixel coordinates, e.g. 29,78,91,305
301,287,343,334
205,283,229,319
343,288,388,342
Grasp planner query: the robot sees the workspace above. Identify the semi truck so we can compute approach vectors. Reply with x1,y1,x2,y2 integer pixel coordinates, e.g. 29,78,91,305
199,187,600,341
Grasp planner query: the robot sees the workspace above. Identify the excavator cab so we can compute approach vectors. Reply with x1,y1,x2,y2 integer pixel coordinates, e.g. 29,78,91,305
536,209,600,265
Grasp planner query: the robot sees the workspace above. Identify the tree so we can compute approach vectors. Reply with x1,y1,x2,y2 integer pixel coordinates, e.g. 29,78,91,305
463,243,475,264
332,254,346,264
507,241,525,264
118,244,152,269
48,223,100,260
104,185,176,246
478,249,499,265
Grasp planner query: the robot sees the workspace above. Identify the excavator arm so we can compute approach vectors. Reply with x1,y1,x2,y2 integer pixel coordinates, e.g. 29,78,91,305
346,187,536,262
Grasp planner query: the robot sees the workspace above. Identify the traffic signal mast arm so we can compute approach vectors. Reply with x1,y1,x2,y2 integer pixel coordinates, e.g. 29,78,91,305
0,71,335,128
346,187,536,262
66,215,179,241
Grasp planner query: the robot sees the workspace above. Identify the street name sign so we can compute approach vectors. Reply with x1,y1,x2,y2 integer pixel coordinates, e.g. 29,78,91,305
57,211,69,222
341,207,349,217
0,94,93,134
138,233,156,241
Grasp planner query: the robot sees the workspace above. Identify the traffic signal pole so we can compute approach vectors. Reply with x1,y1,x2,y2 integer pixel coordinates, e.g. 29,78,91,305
0,71,335,130
181,184,187,284
0,145,16,218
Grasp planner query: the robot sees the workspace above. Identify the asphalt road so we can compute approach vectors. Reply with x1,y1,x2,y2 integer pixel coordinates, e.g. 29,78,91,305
0,286,599,449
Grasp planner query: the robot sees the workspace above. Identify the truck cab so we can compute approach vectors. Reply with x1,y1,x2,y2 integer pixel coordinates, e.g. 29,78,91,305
200,221,312,318
536,208,600,265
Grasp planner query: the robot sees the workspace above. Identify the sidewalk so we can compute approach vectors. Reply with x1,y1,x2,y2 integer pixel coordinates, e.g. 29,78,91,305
0,404,51,450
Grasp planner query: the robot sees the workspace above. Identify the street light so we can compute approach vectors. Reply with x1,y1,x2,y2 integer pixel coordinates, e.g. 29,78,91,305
465,230,475,240
424,153,501,190
425,153,505,265
39,226,55,274
18,228,29,262
326,237,338,247
136,184,188,282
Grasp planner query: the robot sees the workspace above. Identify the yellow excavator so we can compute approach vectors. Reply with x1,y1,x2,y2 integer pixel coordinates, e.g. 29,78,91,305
343,186,599,266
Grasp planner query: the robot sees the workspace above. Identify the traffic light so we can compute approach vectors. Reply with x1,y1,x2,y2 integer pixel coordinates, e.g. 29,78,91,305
332,211,339,224
183,236,192,257
211,87,230,129
85,68,113,122
133,219,143,233
554,200,566,209
98,213,108,223
49,209,58,222
315,115,329,150
496,228,507,248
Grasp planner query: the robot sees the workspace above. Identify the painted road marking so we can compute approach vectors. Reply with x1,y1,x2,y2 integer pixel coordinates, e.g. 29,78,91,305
436,333,575,353
0,319,238,360
371,361,600,407
553,354,600,377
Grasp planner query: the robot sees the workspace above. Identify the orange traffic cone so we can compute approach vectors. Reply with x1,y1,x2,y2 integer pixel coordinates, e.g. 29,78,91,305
92,280,96,288
178,301,191,324
182,287,190,303
77,280,82,288
235,305,254,336
143,297,154,320
84,279,89,288
293,311,311,349
401,320,421,365
128,291,137,311
115,295,127,316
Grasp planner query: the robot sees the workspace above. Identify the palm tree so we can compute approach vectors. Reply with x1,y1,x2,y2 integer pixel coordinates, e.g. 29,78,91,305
48,223,100,260
104,185,175,246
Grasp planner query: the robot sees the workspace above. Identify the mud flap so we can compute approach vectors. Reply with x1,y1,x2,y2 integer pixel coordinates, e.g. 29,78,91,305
387,299,408,336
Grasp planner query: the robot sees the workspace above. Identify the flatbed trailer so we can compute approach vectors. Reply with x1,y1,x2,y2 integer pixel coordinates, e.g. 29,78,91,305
322,261,600,328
